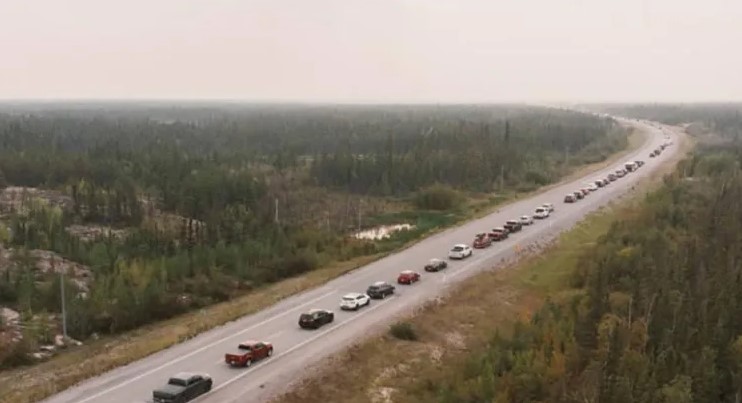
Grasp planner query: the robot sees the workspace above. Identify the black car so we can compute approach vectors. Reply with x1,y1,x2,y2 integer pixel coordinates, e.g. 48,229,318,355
504,220,522,233
424,258,448,272
299,309,335,329
153,372,212,403
366,281,395,299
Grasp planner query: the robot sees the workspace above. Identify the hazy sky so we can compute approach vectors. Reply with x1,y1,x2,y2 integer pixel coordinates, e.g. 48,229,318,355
2,0,741,102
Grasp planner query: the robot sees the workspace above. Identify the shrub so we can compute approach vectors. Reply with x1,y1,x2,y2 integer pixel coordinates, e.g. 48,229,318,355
414,184,462,211
390,321,418,341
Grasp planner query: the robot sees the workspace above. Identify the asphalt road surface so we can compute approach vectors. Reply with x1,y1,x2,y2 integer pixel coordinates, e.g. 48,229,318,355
41,117,680,403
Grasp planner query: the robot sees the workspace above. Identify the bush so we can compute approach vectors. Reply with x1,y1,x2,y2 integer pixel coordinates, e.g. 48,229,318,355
414,184,462,211
390,321,418,341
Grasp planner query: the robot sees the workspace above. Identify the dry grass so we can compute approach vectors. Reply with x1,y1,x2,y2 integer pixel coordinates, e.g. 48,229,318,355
0,123,652,403
272,125,692,403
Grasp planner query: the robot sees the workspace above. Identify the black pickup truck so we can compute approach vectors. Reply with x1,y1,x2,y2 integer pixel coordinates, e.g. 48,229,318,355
153,372,212,403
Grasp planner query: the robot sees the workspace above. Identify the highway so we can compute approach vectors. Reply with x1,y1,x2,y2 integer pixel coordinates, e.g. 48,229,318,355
41,117,681,403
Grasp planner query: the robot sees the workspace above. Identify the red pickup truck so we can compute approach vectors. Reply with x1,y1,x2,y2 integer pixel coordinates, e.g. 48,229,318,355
224,340,273,367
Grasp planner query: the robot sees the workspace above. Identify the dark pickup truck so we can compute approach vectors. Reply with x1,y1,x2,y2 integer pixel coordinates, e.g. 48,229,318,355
504,220,522,233
153,372,212,403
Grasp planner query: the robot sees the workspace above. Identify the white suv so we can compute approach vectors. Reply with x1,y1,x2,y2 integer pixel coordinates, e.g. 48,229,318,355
534,207,550,219
448,244,473,259
339,293,370,311
542,203,555,212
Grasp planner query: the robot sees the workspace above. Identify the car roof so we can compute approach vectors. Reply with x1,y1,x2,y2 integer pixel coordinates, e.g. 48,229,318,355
429,258,442,262
453,243,467,248
493,226,505,230
307,308,328,314
373,281,387,286
521,215,529,217
400,270,415,274
506,219,517,222
172,372,197,380
343,292,362,298
239,340,260,346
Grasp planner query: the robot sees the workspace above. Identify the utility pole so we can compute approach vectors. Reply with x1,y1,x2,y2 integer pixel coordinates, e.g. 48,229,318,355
499,164,504,192
357,199,363,232
274,198,279,225
57,258,67,339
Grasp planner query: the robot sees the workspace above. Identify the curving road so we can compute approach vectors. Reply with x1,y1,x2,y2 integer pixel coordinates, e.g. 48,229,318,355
41,117,681,403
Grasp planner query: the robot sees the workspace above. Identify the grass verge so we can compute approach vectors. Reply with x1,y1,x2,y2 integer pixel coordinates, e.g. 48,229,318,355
0,124,650,403
272,124,692,403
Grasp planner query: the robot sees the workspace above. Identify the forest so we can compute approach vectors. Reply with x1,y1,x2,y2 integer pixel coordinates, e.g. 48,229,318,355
0,104,625,368
420,106,742,403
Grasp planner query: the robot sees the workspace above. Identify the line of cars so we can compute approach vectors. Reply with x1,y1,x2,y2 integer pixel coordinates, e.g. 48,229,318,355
150,156,654,402
650,139,672,158
564,160,644,203
449,202,554,259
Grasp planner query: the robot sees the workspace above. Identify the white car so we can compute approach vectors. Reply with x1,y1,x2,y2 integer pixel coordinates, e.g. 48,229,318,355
448,244,473,260
534,207,550,219
542,203,555,212
339,292,370,311
586,183,598,191
519,215,534,225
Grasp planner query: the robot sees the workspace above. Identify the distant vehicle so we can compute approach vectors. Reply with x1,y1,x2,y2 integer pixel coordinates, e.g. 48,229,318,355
519,215,534,225
573,191,584,200
448,244,473,259
224,340,273,367
635,160,645,167
489,227,509,241
608,173,617,181
367,281,395,299
340,292,371,310
534,207,550,219
153,372,212,403
601,178,610,186
650,150,658,157
588,182,599,191
299,309,334,329
624,161,638,172
504,220,522,233
579,188,590,195
542,203,555,212
594,180,605,188
397,270,421,285
615,169,626,178
473,232,492,248
424,258,448,272
564,194,576,203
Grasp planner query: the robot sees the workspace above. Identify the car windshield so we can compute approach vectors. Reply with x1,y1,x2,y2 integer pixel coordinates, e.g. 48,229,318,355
368,285,379,290
536,208,544,212
452,246,463,251
342,296,355,301
300,314,313,320
238,344,253,350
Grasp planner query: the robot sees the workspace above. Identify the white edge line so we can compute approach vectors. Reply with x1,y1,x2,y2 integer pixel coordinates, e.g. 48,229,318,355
75,290,336,403
206,296,397,395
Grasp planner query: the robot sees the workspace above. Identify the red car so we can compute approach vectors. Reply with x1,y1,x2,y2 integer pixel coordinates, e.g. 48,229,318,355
473,232,492,248
224,340,273,367
489,227,509,241
397,270,421,285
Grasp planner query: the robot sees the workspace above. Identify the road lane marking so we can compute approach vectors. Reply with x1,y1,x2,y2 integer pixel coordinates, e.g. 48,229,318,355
213,330,286,365
206,296,397,395
76,290,337,403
